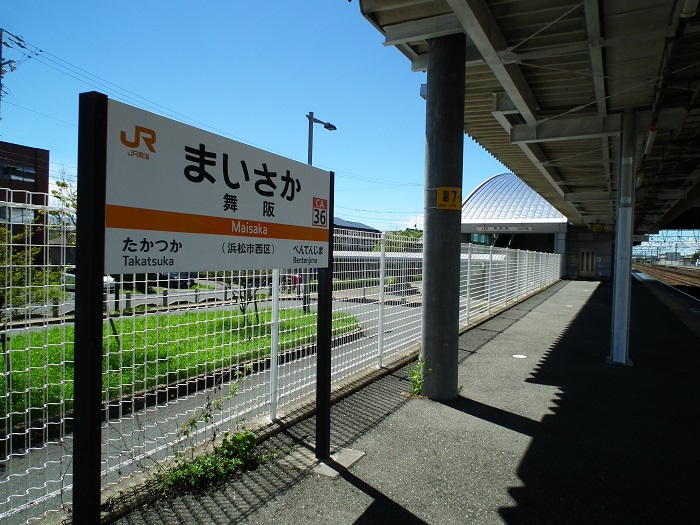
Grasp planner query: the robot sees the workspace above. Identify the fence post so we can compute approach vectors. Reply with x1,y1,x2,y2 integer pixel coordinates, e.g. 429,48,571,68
525,251,532,295
524,251,529,293
378,232,387,368
363,261,367,301
115,275,121,314
558,253,562,279
126,291,132,311
487,245,493,314
270,269,280,420
466,243,472,324
504,249,509,306
1,332,10,402
550,254,554,283
162,289,168,307
516,250,521,300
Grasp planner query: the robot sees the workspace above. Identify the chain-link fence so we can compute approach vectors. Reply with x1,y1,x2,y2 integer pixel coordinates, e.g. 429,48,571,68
1,191,561,524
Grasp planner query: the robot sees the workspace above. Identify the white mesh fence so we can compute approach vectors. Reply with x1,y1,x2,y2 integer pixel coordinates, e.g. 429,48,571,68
1,193,561,524
1,190,76,523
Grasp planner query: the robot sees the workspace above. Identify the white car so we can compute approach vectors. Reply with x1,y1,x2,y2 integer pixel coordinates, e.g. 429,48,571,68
61,270,116,293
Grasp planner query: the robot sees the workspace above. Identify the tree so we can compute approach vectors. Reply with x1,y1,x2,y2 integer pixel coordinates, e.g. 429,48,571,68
49,164,77,229
373,228,424,252
1,223,61,318
371,228,424,289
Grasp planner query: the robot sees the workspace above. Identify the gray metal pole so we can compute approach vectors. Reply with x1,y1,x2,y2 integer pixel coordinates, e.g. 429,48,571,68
304,113,314,313
378,232,387,367
421,33,466,400
610,110,636,364
307,111,314,166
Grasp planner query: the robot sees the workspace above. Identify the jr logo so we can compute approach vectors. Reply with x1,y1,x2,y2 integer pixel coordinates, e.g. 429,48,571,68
120,125,157,152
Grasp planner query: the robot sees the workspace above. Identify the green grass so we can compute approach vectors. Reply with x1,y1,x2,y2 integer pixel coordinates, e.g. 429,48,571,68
1,307,359,423
193,283,216,291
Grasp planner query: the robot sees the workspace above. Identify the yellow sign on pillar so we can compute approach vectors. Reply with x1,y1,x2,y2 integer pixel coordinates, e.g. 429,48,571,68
436,187,462,210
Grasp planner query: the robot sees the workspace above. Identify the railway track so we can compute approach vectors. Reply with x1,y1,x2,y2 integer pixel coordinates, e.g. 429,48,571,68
633,264,700,300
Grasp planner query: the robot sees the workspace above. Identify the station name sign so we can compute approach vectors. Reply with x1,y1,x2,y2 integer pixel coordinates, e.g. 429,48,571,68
104,99,330,273
476,225,533,232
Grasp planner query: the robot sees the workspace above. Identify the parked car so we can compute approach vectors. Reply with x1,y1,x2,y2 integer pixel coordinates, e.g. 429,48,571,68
61,269,116,293
158,272,196,289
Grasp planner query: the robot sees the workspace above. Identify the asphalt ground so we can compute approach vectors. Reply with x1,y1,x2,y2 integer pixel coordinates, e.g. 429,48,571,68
113,277,700,525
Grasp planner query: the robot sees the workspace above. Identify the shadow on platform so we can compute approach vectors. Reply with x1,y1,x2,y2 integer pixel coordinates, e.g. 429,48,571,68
499,281,699,524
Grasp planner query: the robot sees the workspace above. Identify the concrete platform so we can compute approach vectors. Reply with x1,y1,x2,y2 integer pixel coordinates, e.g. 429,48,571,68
115,278,700,524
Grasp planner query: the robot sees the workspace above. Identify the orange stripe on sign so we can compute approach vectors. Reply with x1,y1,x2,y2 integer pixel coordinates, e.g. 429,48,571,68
105,205,328,242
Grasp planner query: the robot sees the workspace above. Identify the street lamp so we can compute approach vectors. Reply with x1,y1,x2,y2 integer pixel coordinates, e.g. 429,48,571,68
304,112,336,313
307,111,336,166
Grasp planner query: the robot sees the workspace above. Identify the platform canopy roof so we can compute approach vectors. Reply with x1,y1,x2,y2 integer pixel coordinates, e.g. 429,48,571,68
359,0,700,232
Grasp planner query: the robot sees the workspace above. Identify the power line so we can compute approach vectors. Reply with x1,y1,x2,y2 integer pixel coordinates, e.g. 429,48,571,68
3,99,76,127
1,28,43,125
336,205,421,214
4,29,425,192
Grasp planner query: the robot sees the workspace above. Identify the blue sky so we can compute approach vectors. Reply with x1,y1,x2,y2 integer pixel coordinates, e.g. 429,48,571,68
1,0,505,231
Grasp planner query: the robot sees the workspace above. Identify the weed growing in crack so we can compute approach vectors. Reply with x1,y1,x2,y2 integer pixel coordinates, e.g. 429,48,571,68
408,357,430,396
155,429,260,492
154,382,271,493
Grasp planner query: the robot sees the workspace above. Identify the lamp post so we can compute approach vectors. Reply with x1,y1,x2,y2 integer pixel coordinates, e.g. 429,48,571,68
304,112,336,313
307,111,337,165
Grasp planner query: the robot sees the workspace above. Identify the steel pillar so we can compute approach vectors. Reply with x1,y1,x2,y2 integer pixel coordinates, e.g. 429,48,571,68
610,111,635,364
421,33,466,400
554,232,566,277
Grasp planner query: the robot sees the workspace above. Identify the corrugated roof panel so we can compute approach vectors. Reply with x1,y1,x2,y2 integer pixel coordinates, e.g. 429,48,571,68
360,0,700,230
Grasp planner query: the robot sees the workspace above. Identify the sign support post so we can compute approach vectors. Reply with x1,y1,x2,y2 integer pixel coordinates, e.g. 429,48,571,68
315,173,334,460
73,91,108,523
73,92,334,513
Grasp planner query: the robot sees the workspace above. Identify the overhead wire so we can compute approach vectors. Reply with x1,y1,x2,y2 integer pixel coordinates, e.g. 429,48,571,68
6,32,425,192
4,29,426,234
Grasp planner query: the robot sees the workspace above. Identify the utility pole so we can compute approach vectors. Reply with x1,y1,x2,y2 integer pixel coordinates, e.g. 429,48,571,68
1,28,5,123
0,28,21,125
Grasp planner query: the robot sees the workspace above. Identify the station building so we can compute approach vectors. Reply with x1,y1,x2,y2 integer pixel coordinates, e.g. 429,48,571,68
462,172,613,280
0,140,50,220
1,141,51,257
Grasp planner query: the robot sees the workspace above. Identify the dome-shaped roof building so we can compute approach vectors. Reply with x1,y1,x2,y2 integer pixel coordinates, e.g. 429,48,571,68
461,172,614,280
462,172,567,227
461,172,568,258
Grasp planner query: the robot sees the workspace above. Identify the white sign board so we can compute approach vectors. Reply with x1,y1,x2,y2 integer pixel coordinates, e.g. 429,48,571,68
475,225,533,232
104,100,330,273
